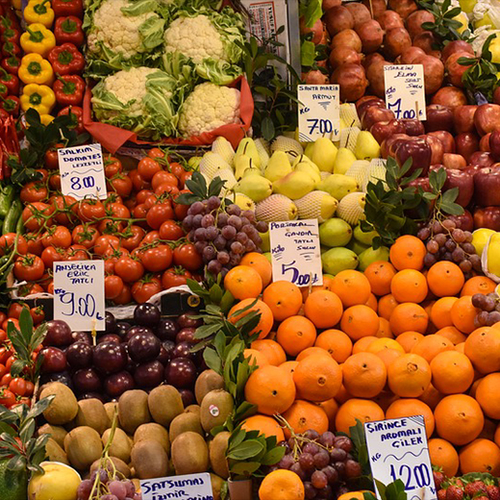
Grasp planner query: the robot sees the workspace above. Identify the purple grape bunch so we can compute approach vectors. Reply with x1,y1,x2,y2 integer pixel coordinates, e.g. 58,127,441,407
77,468,141,500
472,292,500,328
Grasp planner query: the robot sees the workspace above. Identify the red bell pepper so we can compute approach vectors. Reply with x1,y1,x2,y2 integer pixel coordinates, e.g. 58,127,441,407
1,95,19,116
54,16,84,47
0,16,16,35
1,27,19,44
54,74,84,106
51,0,83,18
48,43,84,75
0,83,7,99
1,55,20,76
58,105,84,134
1,41,20,58
0,69,19,95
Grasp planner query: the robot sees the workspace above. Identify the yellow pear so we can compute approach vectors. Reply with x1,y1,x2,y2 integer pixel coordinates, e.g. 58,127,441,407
264,151,292,182
354,131,381,161
311,137,338,172
233,155,254,180
333,148,357,175
273,171,315,199
235,138,261,169
294,161,321,184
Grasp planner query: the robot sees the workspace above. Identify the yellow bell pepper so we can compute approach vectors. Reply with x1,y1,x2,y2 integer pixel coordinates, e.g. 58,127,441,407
20,84,56,114
20,23,56,57
24,0,55,28
19,53,54,85
40,114,54,126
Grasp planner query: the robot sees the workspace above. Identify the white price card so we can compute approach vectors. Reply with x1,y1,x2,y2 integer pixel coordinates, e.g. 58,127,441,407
141,472,213,500
364,416,436,500
270,219,323,287
53,260,105,332
298,84,340,142
384,65,427,121
58,143,107,200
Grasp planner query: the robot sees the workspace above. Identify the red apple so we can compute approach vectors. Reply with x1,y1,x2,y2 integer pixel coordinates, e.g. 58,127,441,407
381,133,410,158
453,105,478,134
361,106,395,130
431,87,468,109
370,120,406,144
424,104,454,132
450,209,474,231
442,40,475,62
444,169,474,207
443,153,467,170
408,176,432,192
445,51,473,88
474,207,500,231
455,132,480,162
480,133,491,152
401,119,425,136
474,104,500,136
395,138,432,175
489,130,500,161
428,130,456,153
474,168,500,206
470,151,495,168
423,134,444,165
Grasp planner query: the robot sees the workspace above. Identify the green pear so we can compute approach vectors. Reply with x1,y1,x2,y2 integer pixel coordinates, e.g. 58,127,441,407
259,230,270,252
233,155,253,180
291,155,319,171
272,171,315,200
317,174,359,200
304,142,315,159
358,246,390,271
311,137,338,172
234,175,272,202
333,148,357,175
319,218,353,247
322,247,359,275
264,151,292,182
347,238,370,255
263,252,272,264
294,161,321,184
354,225,379,246
354,131,381,161
235,138,261,169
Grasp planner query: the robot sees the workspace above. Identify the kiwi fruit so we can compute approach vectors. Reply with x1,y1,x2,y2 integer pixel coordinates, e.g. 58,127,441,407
210,473,225,500
75,399,110,435
104,402,119,428
64,426,103,470
101,428,132,463
134,423,170,453
91,457,130,478
209,431,230,479
37,424,67,448
169,412,203,442
147,385,183,426
45,438,69,465
39,382,78,425
118,390,151,433
185,405,201,417
195,370,225,404
171,432,209,475
131,440,168,479
200,390,234,433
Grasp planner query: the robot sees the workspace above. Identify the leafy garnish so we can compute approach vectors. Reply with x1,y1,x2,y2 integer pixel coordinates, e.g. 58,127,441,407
175,171,230,205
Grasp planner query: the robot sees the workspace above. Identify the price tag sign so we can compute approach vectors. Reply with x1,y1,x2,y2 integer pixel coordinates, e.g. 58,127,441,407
58,144,107,200
384,65,427,121
141,472,213,500
270,219,323,286
53,260,105,332
298,84,340,142
365,416,436,500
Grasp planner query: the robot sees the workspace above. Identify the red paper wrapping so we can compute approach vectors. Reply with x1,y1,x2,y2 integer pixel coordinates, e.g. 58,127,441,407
83,76,254,154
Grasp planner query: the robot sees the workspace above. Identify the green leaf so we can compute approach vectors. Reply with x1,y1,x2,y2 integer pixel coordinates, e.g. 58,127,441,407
229,429,247,449
301,40,316,67
227,439,265,460
203,348,222,374
261,446,286,465
229,461,260,476
7,455,26,471
195,323,222,339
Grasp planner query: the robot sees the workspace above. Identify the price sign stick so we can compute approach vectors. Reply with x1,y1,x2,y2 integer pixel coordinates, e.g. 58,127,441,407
416,100,419,120
91,319,97,346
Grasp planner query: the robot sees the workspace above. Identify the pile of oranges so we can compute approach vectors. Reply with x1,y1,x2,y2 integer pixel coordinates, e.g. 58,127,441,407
224,236,500,480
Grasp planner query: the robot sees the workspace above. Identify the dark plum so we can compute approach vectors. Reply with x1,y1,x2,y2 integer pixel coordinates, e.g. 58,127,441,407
93,342,128,374
165,357,197,388
172,341,197,361
40,347,67,373
157,346,170,365
134,360,164,388
179,389,196,407
44,320,73,346
105,312,117,333
124,326,153,343
115,322,131,338
66,342,93,369
73,368,102,392
127,332,160,363
79,392,107,403
134,303,161,327
41,371,73,388
97,334,121,345
162,341,176,361
71,331,91,344
105,371,135,397
155,318,179,341
175,328,197,345
177,313,201,329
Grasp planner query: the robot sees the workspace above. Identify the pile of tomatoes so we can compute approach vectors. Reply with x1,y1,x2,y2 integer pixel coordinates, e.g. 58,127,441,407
4,148,203,304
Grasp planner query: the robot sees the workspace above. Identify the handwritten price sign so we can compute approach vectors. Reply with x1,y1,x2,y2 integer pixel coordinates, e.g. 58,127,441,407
270,219,323,287
298,84,340,142
384,65,427,121
364,416,436,500
141,472,213,500
53,260,105,332
58,143,107,200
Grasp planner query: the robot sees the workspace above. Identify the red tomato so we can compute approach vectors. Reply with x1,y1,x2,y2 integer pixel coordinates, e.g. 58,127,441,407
5,356,14,371
131,277,162,303
49,195,77,226
7,302,25,319
147,148,167,160
138,244,173,273
113,283,132,305
2,319,18,332
41,246,66,269
0,313,5,326
180,170,193,189
132,204,148,219
0,365,7,380
141,231,160,246
169,162,186,179
129,170,149,192
42,226,72,248
146,203,175,230
138,157,162,181
174,201,189,221
0,233,28,256
108,175,133,198
162,267,192,289
20,181,48,203
151,171,179,191
77,200,106,222
19,283,44,296
66,245,88,261
0,389,15,407
144,195,158,211
44,148,59,170
9,377,26,396
1,372,12,386
105,275,124,299
154,183,180,197
121,225,145,251
30,306,45,324
173,244,203,271
115,256,145,283
0,330,5,342
105,156,123,177
0,347,9,364
159,220,185,241
136,189,155,204
94,235,120,256
25,234,44,256
72,225,100,249
14,254,45,281
24,380,34,396
22,202,54,232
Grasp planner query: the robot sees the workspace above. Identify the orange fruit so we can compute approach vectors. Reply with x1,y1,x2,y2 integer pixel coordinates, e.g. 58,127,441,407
301,276,335,301
375,348,403,370
396,331,424,352
258,469,305,500
334,383,352,405
245,365,296,415
495,424,500,447
387,353,432,397
385,399,435,437
390,303,429,335
331,270,372,307
451,296,479,334
341,305,379,341
376,317,393,338
436,326,466,345
224,265,262,300
315,329,353,363
428,438,459,477
282,400,329,437
335,399,385,435
389,235,426,271
353,336,378,354
294,354,343,402
373,390,399,412
228,298,274,339
251,339,287,366
242,414,285,442
430,350,474,394
364,261,397,296
337,492,371,500
461,276,496,296
304,290,343,329
431,297,459,329
459,438,500,476
390,269,428,303
475,373,500,419
410,334,455,363
455,342,465,353
378,294,399,321
464,326,500,374
342,352,387,398
366,293,378,312
367,338,405,354
244,348,270,368
419,382,444,410
276,316,317,357
296,346,331,362
263,281,302,321
427,261,465,297
279,361,299,377
317,398,339,427
434,394,484,445
240,252,272,287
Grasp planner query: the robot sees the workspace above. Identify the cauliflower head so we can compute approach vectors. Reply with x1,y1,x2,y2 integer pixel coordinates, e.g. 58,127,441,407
178,82,241,138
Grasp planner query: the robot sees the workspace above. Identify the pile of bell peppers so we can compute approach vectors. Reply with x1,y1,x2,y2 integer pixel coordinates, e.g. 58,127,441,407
18,0,84,132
